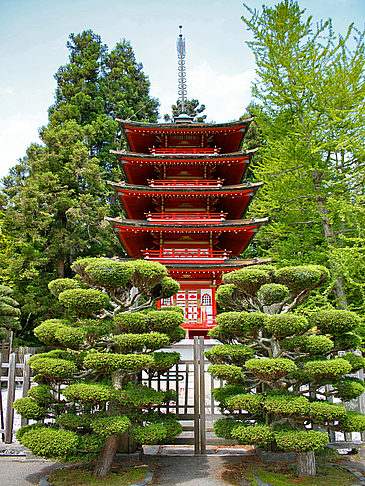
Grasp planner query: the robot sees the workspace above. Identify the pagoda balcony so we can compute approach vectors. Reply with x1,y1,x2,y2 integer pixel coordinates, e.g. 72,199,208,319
149,147,221,156
147,179,223,188
145,212,227,223
142,248,231,263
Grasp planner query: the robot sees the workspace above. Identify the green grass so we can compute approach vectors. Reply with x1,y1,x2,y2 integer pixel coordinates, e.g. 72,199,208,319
49,465,149,486
222,463,357,486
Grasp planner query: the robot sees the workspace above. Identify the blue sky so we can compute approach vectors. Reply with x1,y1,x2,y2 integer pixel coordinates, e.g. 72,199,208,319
0,0,364,178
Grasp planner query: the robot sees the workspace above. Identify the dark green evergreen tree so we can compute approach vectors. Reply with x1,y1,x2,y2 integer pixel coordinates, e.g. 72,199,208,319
164,98,206,122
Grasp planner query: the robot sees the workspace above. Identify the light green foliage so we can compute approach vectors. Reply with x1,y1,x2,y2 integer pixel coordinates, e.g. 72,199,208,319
114,333,170,352
63,383,121,404
120,383,166,408
83,352,153,373
114,313,149,334
27,385,53,405
55,325,87,349
78,433,105,453
48,279,81,298
20,427,80,458
157,305,184,315
226,394,265,413
223,266,275,294
264,395,309,416
158,277,180,298
334,378,365,401
208,364,244,383
13,397,47,420
130,260,168,291
275,266,329,292
92,416,131,437
30,357,78,379
304,336,334,355
56,413,92,430
215,284,247,311
342,353,365,372
208,312,241,342
151,352,180,370
313,310,361,335
58,288,111,314
258,283,289,305
148,310,184,333
0,285,21,332
204,344,254,365
82,260,135,289
245,358,297,381
34,319,69,345
265,314,309,338
304,359,352,380
214,417,244,440
308,402,347,423
232,425,274,447
339,411,365,432
274,430,329,452
211,385,247,406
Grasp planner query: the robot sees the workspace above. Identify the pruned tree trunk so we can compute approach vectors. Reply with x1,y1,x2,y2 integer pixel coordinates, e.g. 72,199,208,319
57,258,65,279
93,434,119,478
296,451,316,477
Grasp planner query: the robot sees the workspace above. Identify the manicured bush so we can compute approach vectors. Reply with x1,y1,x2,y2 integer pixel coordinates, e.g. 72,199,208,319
48,278,80,298
30,357,78,379
237,312,267,337
148,310,184,333
223,266,275,294
33,319,70,345
130,260,168,289
204,344,254,365
114,313,150,334
339,411,365,432
275,265,329,292
120,383,166,408
130,423,168,443
78,433,105,453
304,335,334,355
83,260,135,289
63,383,121,404
245,358,297,381
232,425,274,447
264,395,309,416
211,385,247,406
157,305,184,315
313,309,360,335
208,312,241,342
215,284,247,309
83,352,153,373
54,326,87,349
56,413,92,430
334,378,365,401
308,402,347,423
92,416,131,436
334,332,362,349
150,352,180,370
59,288,111,314
341,353,365,372
274,430,329,452
158,277,180,298
27,385,53,405
258,283,290,305
304,359,352,380
227,393,265,413
214,417,243,439
114,333,170,352
13,397,47,420
265,314,309,338
207,364,244,383
19,427,80,458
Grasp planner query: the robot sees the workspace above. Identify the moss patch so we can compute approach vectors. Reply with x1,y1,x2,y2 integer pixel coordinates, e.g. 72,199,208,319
49,465,149,486
222,462,357,486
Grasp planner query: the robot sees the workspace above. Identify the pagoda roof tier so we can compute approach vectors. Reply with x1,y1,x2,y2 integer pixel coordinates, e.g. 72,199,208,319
106,216,268,258
109,181,263,220
117,118,253,154
110,148,257,185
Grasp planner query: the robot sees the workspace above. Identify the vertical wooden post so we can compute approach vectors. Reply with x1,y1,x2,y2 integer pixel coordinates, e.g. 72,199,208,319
184,363,189,415
21,354,32,427
199,336,206,454
193,337,200,454
0,351,5,442
5,353,16,443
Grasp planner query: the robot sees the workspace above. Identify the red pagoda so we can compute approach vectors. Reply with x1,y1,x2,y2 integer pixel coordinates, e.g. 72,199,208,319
107,30,267,338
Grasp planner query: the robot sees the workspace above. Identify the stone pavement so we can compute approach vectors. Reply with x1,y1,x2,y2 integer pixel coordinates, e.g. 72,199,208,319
1,444,365,485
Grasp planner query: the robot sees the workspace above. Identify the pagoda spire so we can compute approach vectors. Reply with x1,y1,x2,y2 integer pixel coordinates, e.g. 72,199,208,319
177,25,187,113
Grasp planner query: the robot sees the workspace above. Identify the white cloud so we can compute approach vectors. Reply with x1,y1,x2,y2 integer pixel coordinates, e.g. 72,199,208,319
0,87,13,95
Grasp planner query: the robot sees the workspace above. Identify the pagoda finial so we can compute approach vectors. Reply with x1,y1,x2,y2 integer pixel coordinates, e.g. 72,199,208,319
177,25,187,114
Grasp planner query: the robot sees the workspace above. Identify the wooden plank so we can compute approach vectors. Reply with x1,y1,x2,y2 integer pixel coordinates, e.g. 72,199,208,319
5,353,16,443
199,336,206,454
193,337,200,454
0,350,4,442
21,354,31,427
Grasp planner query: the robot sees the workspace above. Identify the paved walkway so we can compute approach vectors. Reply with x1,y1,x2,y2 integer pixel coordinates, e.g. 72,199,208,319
1,445,365,485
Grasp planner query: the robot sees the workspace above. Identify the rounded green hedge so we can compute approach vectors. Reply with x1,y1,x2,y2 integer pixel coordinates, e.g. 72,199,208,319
305,335,334,355
19,427,80,458
48,278,80,298
27,385,53,405
245,358,297,381
120,383,166,408
211,385,247,406
342,353,365,372
264,395,309,416
92,416,131,436
208,312,241,342
30,357,78,379
114,313,150,334
63,383,121,404
13,397,47,420
54,326,86,349
308,402,347,423
313,310,360,335
226,393,265,413
274,430,328,452
55,413,92,430
334,378,365,401
33,319,70,346
84,260,136,289
214,417,244,440
232,424,274,447
114,332,170,352
265,314,309,339
83,352,153,373
151,352,180,370
275,265,329,292
304,359,352,380
258,283,290,305
339,411,365,432
204,344,254,365
158,277,180,298
148,310,184,333
223,266,275,294
59,288,111,314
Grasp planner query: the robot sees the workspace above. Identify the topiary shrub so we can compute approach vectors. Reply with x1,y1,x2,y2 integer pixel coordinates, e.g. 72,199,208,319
223,266,275,294
275,265,329,292
54,326,87,349
33,319,70,346
304,335,334,355
258,283,290,305
84,260,135,289
27,385,53,405
157,277,180,298
211,385,247,406
334,378,365,401
274,430,329,452
59,289,111,314
339,411,365,432
313,310,360,335
264,395,310,416
214,417,244,439
114,333,170,352
92,416,131,437
30,357,78,379
308,402,347,423
114,313,150,334
341,353,365,372
204,344,254,365
226,393,265,413
63,383,121,404
120,383,166,408
150,352,180,370
19,427,80,458
265,314,309,338
157,305,184,315
148,310,184,333
304,359,352,380
55,413,92,430
232,424,275,447
13,397,47,420
207,364,244,383
245,358,297,381
48,278,81,298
